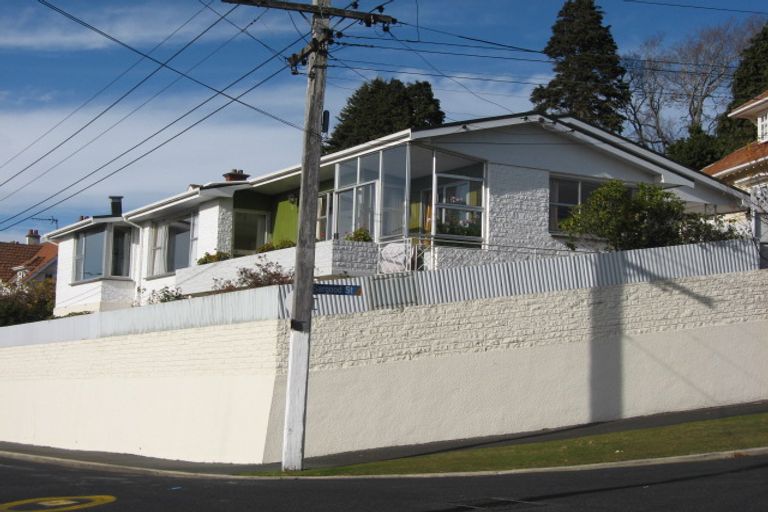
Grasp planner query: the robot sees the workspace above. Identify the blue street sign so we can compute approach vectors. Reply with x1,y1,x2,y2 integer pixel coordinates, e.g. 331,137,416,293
313,284,363,296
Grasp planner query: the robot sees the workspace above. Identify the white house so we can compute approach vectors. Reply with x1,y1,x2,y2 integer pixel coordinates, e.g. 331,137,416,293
47,113,747,316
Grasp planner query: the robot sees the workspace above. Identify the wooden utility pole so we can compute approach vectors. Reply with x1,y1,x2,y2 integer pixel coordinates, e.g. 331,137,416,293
223,0,395,472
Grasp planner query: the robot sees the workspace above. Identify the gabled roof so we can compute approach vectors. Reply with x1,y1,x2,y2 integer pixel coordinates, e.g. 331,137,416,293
0,242,56,283
14,242,58,282
703,141,768,179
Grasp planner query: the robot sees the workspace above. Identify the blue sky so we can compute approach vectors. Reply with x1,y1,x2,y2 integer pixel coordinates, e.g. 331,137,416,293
0,0,765,241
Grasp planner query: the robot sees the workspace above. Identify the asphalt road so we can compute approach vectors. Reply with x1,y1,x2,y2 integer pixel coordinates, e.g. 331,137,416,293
1,454,767,511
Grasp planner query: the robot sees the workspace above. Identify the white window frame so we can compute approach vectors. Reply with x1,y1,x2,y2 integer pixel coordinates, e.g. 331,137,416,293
333,152,380,241
73,224,133,283
758,113,768,143
149,212,198,277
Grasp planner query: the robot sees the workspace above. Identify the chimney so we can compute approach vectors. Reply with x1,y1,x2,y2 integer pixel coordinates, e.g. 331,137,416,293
109,196,123,217
223,169,250,182
26,229,40,245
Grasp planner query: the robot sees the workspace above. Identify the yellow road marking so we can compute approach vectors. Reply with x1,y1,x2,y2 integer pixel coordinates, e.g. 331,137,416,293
0,495,116,511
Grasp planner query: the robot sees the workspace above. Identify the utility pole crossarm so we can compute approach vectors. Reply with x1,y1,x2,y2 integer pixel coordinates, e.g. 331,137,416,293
222,0,397,24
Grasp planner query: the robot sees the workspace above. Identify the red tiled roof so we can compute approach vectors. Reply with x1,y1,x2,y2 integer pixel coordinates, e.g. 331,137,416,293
19,242,58,281
0,242,43,283
0,242,57,284
702,142,768,178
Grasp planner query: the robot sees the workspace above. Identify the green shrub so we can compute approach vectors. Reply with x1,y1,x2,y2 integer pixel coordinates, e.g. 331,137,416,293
256,239,296,253
344,228,373,242
197,250,231,265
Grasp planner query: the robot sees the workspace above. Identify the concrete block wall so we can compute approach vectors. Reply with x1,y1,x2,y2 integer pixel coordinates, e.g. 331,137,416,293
331,240,379,276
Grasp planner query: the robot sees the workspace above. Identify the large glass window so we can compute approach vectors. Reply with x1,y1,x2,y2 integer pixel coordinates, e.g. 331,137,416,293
381,146,407,239
316,192,333,241
335,153,378,239
151,212,198,276
74,225,132,282
433,157,485,240
233,211,269,255
549,177,602,231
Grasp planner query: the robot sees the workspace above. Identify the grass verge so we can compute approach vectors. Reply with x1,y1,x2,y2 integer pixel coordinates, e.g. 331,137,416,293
246,412,768,477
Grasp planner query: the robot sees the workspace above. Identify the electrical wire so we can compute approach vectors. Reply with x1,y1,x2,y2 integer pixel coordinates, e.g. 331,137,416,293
385,29,515,114
0,1,215,175
623,0,768,15
0,0,239,192
0,10,270,203
0,66,290,233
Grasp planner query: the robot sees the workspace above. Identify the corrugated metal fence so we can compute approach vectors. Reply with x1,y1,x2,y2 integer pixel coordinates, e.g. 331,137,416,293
275,239,759,317
1,239,759,347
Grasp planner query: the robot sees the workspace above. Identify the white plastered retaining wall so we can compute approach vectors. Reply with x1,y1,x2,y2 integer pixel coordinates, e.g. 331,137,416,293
0,320,282,464
2,269,766,463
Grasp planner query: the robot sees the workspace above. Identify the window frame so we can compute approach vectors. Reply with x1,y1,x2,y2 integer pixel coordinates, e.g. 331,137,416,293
232,209,271,256
73,224,133,284
758,113,768,143
333,152,380,240
549,176,605,233
149,211,198,277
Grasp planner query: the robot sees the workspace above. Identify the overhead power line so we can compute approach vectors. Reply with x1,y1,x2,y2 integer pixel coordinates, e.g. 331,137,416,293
1,8,270,204
0,0,239,192
0,1,215,176
0,66,289,233
623,0,768,15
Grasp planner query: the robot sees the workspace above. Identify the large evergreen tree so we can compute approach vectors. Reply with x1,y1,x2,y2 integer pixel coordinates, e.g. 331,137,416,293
531,0,629,133
325,78,444,152
715,22,768,157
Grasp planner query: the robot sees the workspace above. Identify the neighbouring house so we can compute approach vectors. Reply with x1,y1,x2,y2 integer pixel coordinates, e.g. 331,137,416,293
703,89,768,260
0,230,57,289
47,113,747,316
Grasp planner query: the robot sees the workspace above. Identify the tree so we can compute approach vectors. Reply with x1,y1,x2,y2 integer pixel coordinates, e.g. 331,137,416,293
561,180,742,251
325,78,444,152
666,125,722,171
0,279,55,326
622,19,761,155
715,22,768,157
531,0,629,133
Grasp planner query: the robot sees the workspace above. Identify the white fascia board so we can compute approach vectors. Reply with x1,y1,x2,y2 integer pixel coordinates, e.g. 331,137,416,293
728,97,768,120
124,183,248,223
45,216,123,240
411,115,533,140
557,117,745,199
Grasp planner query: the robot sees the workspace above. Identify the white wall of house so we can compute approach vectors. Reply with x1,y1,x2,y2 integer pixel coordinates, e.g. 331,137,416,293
53,235,136,316
6,268,766,464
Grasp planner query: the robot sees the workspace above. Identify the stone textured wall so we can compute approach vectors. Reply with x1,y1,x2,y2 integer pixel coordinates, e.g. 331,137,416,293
277,270,768,373
331,240,379,276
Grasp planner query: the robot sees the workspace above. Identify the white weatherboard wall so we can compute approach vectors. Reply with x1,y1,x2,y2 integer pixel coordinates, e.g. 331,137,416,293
1,269,766,463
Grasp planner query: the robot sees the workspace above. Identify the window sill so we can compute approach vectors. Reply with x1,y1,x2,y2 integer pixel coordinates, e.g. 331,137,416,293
72,276,134,286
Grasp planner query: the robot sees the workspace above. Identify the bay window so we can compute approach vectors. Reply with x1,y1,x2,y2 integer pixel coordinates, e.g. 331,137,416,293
74,225,132,282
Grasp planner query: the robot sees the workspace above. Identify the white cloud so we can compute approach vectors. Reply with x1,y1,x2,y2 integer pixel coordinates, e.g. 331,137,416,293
0,2,293,51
